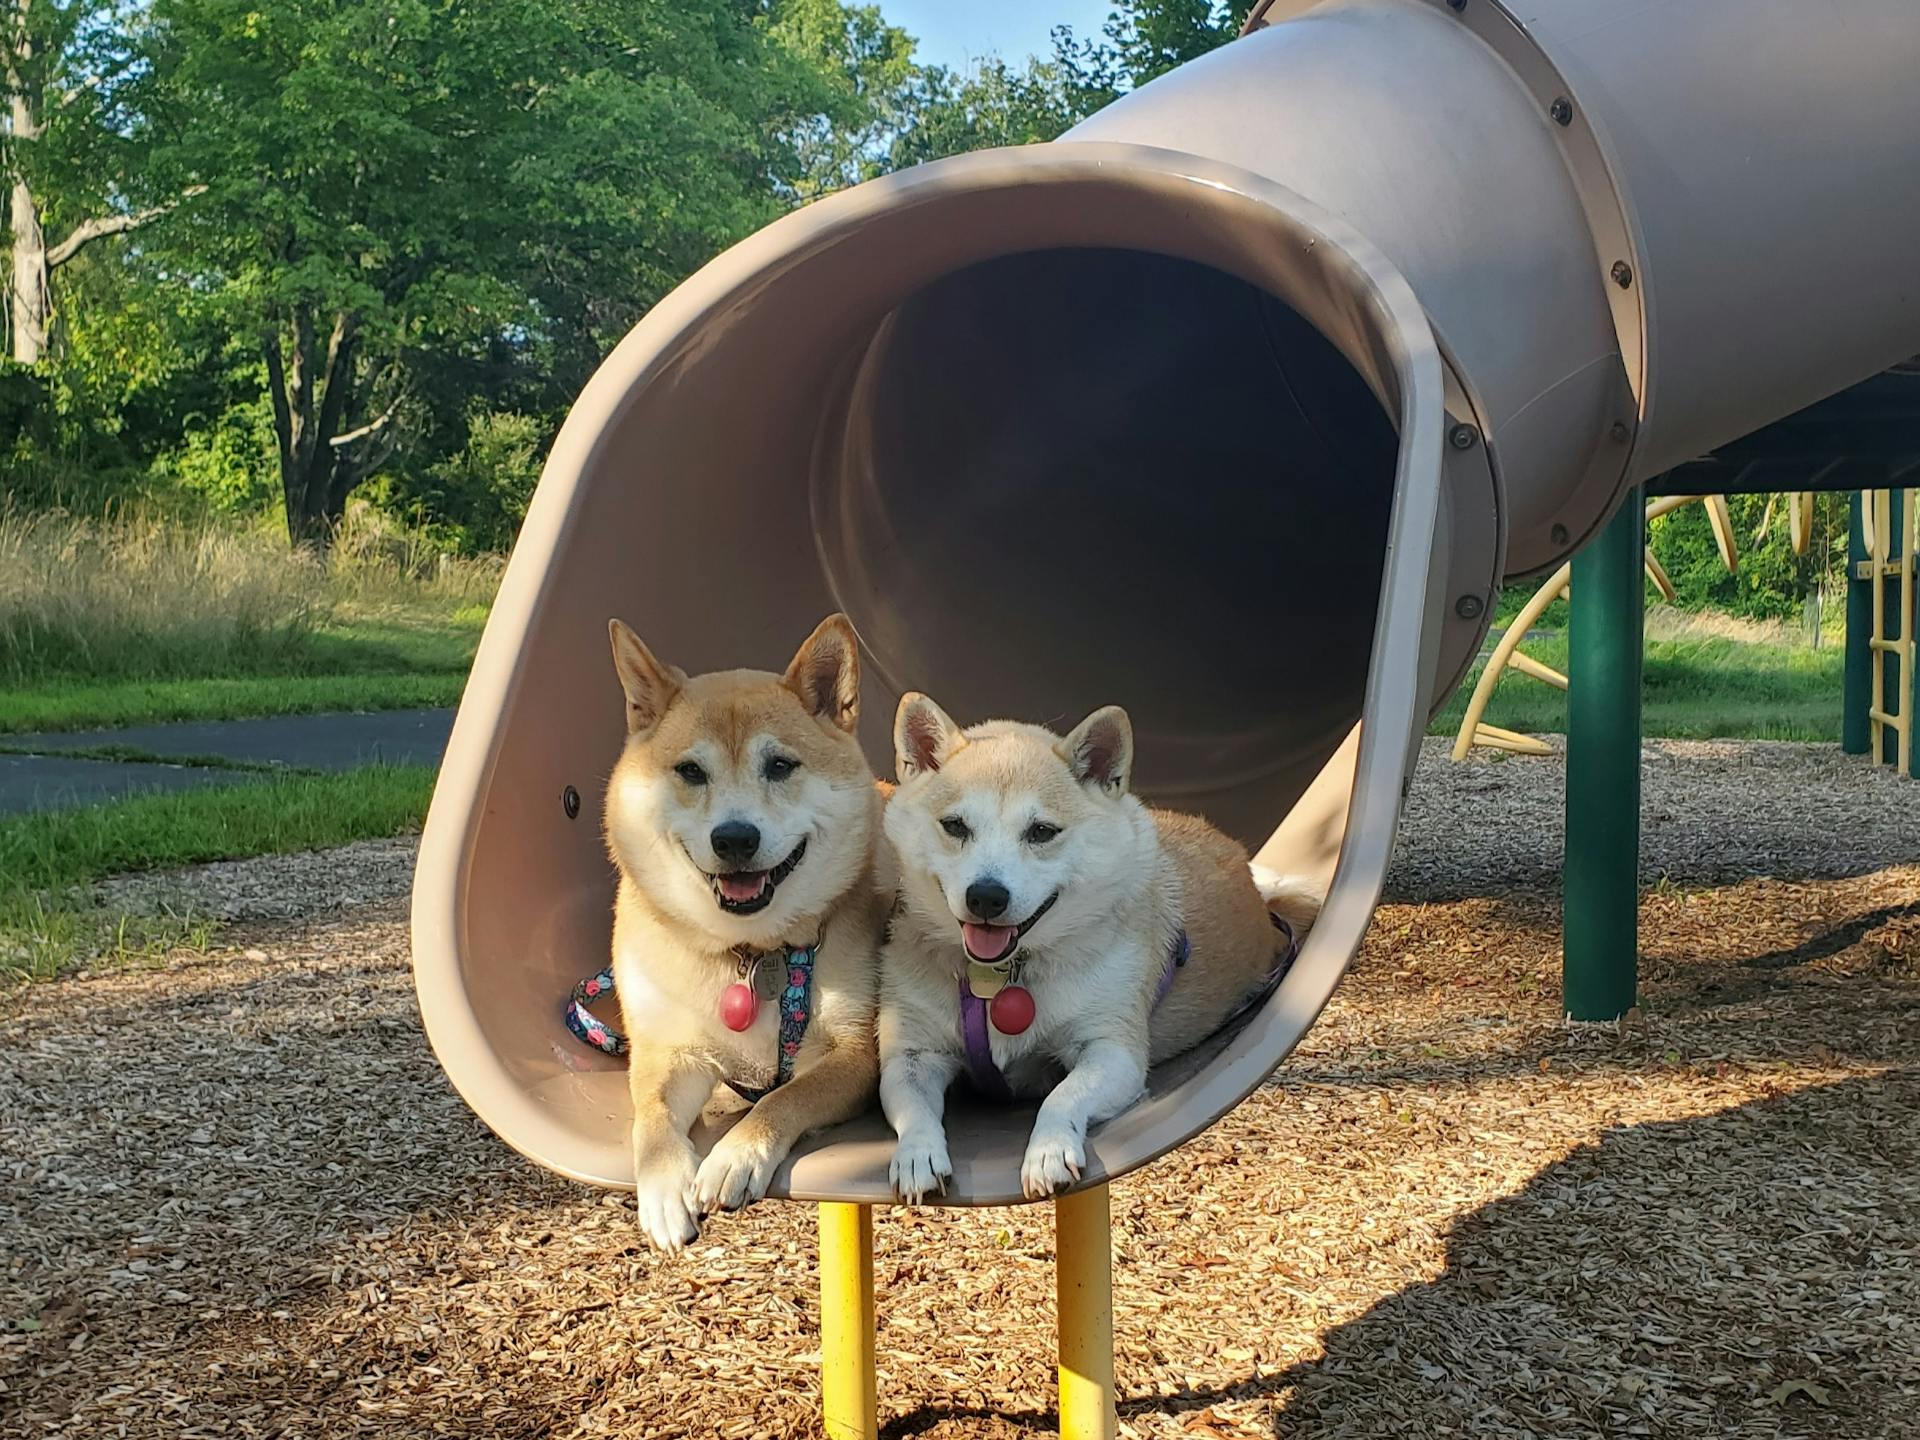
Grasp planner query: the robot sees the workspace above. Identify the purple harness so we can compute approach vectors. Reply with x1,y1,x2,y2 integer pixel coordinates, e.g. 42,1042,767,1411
958,916,1298,1101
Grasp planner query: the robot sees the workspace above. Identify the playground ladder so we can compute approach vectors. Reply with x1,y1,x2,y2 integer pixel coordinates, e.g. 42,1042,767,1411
1862,487,1917,773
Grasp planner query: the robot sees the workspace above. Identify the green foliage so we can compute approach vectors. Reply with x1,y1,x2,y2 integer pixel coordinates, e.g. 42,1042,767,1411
151,395,282,514
1101,0,1248,86
888,31,1120,166
1647,494,1842,622
773,0,924,195
369,409,547,555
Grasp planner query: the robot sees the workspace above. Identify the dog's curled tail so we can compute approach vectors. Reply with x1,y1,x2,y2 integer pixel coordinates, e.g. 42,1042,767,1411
1248,864,1325,943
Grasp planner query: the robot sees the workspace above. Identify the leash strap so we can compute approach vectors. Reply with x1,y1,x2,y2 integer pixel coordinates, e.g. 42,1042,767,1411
565,970,628,1056
957,982,1014,1101
772,946,817,1087
563,945,819,1098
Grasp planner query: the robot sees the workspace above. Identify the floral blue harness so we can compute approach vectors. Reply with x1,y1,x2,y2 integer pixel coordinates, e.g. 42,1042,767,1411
565,943,819,1101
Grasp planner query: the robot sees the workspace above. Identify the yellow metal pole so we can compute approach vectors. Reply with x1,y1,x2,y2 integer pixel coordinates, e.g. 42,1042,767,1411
1055,1183,1116,1440
818,1202,876,1440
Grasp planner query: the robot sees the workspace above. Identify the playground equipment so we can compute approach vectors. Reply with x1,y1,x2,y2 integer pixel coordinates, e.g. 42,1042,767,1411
1452,493,1747,760
1854,487,1917,774
411,1,1920,1433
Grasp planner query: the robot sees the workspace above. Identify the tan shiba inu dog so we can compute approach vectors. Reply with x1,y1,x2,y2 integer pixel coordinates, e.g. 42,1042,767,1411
878,696,1321,1202
604,615,886,1251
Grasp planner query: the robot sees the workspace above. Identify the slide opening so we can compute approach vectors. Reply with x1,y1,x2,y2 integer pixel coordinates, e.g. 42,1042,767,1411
817,246,1398,841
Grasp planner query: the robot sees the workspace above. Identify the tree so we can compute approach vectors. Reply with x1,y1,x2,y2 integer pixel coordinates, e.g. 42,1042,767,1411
3,0,192,365
771,0,920,198
136,0,874,550
884,2,1251,171
887,26,1119,169
1102,0,1248,88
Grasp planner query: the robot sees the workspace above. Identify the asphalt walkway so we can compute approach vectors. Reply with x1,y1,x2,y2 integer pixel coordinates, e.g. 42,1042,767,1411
0,709,454,817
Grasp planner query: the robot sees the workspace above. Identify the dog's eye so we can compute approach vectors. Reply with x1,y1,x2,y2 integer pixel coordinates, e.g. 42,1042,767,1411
763,755,799,782
673,761,708,786
1023,822,1062,845
939,815,971,841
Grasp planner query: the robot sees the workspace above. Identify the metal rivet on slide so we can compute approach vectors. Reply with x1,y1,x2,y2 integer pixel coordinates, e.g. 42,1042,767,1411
1449,423,1480,450
1446,0,1467,10
1551,523,1571,546
1609,420,1632,443
1549,97,1573,126
562,786,581,820
1455,594,1486,620
1611,260,1635,289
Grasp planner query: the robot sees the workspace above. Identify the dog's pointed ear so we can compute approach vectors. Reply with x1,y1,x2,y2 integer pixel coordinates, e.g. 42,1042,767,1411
895,692,963,779
784,613,861,733
608,619,682,734
1057,705,1133,794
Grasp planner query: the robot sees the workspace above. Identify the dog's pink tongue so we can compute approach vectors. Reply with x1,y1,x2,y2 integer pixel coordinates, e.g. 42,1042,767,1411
718,871,768,902
963,922,1017,961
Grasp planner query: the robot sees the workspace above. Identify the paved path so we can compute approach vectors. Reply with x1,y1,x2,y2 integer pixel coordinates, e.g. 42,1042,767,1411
0,709,454,817
0,752,273,817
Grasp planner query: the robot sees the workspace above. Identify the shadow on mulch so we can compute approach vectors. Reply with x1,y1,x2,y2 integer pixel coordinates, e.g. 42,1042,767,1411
1737,900,1920,971
886,1070,1920,1439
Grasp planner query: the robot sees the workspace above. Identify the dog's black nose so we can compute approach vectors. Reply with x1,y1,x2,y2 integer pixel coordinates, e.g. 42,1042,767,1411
710,820,761,865
965,879,1011,921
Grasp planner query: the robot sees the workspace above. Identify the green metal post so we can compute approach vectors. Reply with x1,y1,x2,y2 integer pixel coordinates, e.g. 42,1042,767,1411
1887,489,1909,771
1563,487,1644,1022
1842,491,1872,755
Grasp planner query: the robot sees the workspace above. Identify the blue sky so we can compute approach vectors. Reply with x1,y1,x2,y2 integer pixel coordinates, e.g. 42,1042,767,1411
878,1,1116,72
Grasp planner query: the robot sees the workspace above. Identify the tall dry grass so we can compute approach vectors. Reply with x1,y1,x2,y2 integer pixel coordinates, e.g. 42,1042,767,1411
328,502,503,619
0,508,322,683
0,506,501,685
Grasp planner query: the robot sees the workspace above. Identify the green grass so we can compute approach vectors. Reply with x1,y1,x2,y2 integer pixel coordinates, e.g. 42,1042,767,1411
0,670,469,733
0,764,436,981
1431,632,1845,742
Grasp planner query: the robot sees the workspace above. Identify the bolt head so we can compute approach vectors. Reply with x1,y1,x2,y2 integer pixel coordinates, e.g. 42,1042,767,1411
1611,260,1634,288
1455,594,1485,620
1446,0,1467,9
1448,423,1479,451
1549,97,1573,126
1609,420,1631,443
1551,523,1571,546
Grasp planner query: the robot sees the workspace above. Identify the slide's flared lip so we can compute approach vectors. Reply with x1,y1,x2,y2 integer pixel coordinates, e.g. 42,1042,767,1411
411,141,1455,1202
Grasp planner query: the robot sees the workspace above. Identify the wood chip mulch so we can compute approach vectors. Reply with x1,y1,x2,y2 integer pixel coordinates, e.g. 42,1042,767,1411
2,741,1917,1438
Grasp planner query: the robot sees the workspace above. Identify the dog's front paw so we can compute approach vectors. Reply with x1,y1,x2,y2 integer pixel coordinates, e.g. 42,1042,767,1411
1021,1123,1085,1199
634,1146,701,1253
889,1129,952,1204
694,1122,786,1215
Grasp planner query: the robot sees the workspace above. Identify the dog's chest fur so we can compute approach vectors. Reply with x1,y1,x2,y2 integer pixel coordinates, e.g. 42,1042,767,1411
881,851,1181,1097
613,878,878,1089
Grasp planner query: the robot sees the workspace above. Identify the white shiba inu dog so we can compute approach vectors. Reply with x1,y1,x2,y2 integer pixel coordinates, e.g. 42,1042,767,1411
604,614,887,1251
878,695,1321,1202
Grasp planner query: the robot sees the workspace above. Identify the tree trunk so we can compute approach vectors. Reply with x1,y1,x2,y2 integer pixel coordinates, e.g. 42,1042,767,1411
7,174,50,365
6,2,50,365
265,311,394,553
